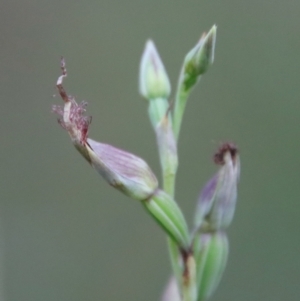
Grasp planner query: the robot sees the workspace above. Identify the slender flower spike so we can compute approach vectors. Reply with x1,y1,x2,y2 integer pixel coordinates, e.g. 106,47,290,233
139,40,171,100
194,143,240,231
53,58,158,201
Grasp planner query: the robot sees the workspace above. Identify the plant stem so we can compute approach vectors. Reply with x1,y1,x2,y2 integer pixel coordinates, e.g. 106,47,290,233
163,170,176,198
173,75,190,140
182,254,197,301
162,147,197,301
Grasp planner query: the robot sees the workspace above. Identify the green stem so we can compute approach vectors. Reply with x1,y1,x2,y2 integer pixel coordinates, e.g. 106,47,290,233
161,138,197,301
173,93,185,141
163,92,198,301
182,254,197,301
160,133,184,298
173,74,190,140
167,237,182,287
148,97,169,129
148,89,197,301
163,171,176,198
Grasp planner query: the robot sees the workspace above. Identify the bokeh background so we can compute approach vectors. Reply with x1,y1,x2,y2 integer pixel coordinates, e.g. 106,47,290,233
1,1,300,300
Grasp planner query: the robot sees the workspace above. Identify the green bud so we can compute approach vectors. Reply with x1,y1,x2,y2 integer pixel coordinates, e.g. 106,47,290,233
173,25,216,139
194,143,240,231
143,189,190,249
182,25,216,91
193,232,228,301
139,40,171,99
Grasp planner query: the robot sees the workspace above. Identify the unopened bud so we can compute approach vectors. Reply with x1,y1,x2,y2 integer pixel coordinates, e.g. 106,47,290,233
173,25,216,139
139,40,171,99
194,143,240,231
144,190,190,249
182,25,216,91
193,232,228,301
86,139,158,200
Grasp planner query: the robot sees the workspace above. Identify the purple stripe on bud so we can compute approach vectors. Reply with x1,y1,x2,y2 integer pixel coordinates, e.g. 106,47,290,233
194,143,240,231
86,139,158,200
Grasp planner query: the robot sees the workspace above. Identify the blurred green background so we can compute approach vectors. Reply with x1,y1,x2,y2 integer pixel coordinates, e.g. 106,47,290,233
1,0,300,300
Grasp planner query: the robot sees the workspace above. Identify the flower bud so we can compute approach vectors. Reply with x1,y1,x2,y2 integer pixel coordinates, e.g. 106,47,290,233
193,232,229,301
182,25,216,92
139,40,171,99
194,143,240,231
86,139,158,200
173,25,216,139
53,59,158,201
143,190,190,249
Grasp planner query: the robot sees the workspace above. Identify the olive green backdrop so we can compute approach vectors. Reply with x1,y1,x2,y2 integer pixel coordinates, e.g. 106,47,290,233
1,1,299,300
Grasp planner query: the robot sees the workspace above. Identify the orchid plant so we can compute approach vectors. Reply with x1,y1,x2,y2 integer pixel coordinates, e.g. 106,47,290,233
52,25,240,301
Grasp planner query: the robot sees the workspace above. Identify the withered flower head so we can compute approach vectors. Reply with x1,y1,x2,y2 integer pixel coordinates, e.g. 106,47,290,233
52,58,158,201
213,142,238,166
194,142,240,231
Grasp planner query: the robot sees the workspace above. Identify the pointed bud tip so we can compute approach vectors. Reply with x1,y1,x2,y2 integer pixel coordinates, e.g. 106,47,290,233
210,24,217,33
145,39,156,52
205,24,217,38
139,39,171,99
206,25,217,64
181,25,217,91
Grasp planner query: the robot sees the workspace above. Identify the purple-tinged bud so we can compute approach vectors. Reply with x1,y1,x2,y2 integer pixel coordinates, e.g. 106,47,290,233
139,40,171,100
86,139,158,200
194,143,240,231
53,59,158,201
